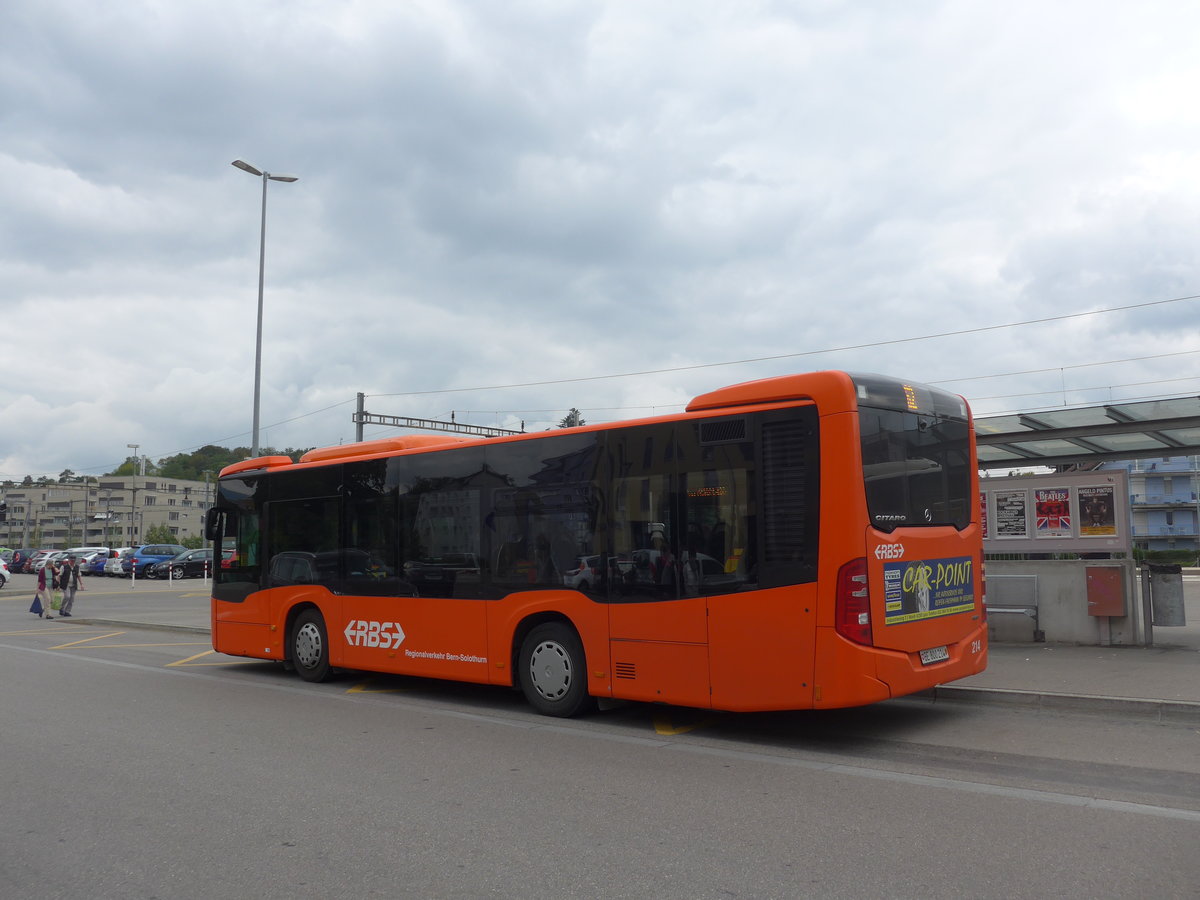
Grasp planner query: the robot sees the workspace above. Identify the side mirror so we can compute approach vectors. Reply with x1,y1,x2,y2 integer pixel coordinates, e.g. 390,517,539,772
204,508,223,542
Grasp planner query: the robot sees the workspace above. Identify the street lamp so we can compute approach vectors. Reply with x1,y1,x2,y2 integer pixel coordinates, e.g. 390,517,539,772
232,159,299,458
127,443,143,543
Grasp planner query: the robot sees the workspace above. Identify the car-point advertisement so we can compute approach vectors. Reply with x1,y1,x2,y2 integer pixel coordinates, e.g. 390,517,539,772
883,555,975,624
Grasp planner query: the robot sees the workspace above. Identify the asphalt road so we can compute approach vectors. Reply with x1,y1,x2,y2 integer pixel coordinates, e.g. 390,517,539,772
0,583,1197,899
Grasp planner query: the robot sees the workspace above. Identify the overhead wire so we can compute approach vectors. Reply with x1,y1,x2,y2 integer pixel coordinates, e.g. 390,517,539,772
16,291,1200,477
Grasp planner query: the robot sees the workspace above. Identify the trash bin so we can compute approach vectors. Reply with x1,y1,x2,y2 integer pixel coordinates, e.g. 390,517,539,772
1148,564,1187,627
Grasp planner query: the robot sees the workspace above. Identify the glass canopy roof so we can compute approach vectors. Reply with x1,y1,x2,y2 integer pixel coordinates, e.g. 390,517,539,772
974,396,1200,469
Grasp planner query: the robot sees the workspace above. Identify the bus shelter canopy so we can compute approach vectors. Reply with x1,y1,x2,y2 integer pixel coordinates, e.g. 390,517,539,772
974,396,1200,470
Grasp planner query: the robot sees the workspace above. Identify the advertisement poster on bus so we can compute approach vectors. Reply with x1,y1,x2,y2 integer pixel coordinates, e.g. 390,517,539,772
883,556,975,624
1078,485,1117,537
1035,488,1072,537
994,490,1028,538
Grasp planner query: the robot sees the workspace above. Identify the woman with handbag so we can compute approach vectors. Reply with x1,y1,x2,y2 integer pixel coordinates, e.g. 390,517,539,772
35,561,56,619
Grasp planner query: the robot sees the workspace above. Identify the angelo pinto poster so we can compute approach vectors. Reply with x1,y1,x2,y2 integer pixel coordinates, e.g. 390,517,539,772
1078,485,1117,537
883,556,975,625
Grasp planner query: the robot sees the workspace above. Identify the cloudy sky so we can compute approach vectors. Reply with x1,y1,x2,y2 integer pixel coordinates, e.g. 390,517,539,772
3,0,1199,480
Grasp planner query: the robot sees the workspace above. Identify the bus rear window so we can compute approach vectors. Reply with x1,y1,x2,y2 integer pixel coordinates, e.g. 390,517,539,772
858,406,971,532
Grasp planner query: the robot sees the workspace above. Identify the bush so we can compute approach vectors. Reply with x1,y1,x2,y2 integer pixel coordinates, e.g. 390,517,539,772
1133,548,1198,567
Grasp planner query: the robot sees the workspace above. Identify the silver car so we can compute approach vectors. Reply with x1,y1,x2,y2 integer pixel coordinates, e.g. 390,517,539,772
105,548,134,577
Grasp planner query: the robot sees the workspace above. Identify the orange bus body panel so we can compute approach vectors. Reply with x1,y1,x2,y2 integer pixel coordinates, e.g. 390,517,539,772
707,583,819,711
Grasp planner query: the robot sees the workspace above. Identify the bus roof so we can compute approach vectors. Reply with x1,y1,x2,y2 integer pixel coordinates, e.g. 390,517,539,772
216,370,950,480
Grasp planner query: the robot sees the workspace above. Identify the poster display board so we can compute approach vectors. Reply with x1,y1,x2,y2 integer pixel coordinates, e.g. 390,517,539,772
980,471,1129,555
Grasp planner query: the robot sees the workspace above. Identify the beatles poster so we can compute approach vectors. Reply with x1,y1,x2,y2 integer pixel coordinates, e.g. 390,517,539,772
1035,488,1072,537
994,490,1028,538
1078,485,1117,537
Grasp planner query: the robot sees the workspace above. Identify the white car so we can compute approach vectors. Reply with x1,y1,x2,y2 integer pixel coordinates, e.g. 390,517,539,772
0,558,9,588
105,547,134,577
34,551,68,572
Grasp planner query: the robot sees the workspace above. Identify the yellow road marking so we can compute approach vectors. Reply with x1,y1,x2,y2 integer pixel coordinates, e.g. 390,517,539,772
166,650,239,667
348,677,407,694
0,627,93,635
653,715,714,736
77,641,211,649
52,631,126,649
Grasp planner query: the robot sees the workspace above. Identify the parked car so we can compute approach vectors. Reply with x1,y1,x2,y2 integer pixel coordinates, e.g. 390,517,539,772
105,548,134,577
34,551,69,573
26,550,54,573
148,548,213,580
10,549,38,573
124,544,188,578
82,551,111,575
563,555,600,590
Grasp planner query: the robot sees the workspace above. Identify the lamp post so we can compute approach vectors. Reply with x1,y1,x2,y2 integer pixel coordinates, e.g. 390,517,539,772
127,443,141,544
232,159,299,459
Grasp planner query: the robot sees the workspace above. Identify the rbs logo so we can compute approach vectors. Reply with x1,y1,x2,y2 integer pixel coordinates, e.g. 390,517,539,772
343,619,406,649
874,543,905,560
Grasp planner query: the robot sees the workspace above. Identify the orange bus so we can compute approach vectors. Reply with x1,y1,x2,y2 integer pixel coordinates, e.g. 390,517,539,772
206,370,987,716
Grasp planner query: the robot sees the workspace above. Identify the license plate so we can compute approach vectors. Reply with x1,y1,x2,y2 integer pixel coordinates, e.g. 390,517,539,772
919,646,949,665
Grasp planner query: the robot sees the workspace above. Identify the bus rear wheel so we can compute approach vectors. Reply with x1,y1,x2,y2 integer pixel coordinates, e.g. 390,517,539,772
291,609,331,683
518,622,594,717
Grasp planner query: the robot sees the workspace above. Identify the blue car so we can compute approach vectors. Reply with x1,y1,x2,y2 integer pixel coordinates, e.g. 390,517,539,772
123,544,188,578
84,552,111,576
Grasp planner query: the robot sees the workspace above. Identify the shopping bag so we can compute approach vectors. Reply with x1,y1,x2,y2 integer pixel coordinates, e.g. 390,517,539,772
30,595,43,615
51,590,62,611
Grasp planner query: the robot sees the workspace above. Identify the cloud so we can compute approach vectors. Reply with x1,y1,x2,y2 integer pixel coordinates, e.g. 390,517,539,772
2,0,1200,479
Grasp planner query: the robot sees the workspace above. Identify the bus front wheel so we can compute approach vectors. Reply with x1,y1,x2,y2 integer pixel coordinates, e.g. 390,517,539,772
291,609,332,683
518,622,594,717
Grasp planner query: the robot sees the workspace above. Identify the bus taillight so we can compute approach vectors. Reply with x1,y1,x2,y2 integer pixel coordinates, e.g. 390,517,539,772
835,557,873,646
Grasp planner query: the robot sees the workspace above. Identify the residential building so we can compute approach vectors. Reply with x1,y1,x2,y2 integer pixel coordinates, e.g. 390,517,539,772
1097,456,1200,553
1,475,211,550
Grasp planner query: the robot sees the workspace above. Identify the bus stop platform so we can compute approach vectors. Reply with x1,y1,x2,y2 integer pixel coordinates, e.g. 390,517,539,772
931,641,1200,724
5,575,1198,722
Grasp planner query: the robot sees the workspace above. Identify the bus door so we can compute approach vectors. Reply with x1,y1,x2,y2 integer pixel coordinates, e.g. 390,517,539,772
607,427,711,708
348,457,490,684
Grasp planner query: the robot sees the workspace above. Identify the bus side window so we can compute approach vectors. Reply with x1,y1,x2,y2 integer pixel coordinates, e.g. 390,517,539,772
265,497,340,590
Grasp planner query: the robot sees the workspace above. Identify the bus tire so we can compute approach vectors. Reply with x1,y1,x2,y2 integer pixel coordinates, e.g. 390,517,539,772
291,609,332,683
518,622,594,717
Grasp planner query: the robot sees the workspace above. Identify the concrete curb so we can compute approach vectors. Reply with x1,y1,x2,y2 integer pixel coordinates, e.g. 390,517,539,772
924,684,1200,725
51,617,209,636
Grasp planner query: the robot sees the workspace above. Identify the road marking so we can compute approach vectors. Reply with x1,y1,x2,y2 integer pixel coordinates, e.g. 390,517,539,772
348,677,408,694
80,641,211,648
654,715,715,735
0,627,93,635
167,650,242,667
52,631,126,649
4,638,1199,825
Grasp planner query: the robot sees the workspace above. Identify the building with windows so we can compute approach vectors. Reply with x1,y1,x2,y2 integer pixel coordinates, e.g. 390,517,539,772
1097,456,1200,553
1,475,211,550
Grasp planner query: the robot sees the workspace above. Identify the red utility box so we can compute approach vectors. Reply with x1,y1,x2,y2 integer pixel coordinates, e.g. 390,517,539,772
1086,567,1126,617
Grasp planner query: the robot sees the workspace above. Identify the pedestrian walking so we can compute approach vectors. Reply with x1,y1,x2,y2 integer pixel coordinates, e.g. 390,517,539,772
59,554,84,617
35,562,56,619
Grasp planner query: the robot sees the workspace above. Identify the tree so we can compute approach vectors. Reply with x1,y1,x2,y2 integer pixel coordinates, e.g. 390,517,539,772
58,469,76,483
558,408,586,429
144,524,177,544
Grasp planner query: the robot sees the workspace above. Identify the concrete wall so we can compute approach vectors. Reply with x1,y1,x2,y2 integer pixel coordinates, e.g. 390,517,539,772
987,559,1142,646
